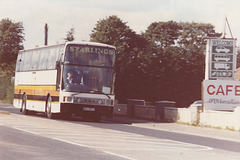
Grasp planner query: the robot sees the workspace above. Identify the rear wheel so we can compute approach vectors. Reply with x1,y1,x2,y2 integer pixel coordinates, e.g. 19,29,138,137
21,94,28,115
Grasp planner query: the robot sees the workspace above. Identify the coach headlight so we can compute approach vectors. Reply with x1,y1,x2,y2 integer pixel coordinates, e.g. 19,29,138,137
74,97,81,103
98,99,104,104
63,96,73,103
106,100,111,105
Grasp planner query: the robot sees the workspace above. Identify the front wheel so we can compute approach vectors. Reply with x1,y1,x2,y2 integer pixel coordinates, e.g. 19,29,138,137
45,96,56,119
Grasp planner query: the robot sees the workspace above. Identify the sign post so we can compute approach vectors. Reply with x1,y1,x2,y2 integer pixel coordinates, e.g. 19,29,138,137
205,38,236,80
203,38,238,111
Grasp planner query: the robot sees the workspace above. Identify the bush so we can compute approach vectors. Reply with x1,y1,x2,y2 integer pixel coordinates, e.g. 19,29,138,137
0,64,15,104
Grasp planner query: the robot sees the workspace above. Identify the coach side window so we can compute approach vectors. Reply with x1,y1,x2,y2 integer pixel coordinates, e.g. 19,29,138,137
55,47,60,61
19,52,25,71
30,50,40,70
47,48,57,69
22,51,32,71
59,46,64,61
16,52,22,71
38,49,49,70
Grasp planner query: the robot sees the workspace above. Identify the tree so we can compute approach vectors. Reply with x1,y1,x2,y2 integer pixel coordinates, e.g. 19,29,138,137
0,18,24,102
178,22,221,49
90,15,149,102
64,27,75,42
91,16,134,63
90,17,221,106
144,21,221,106
144,21,182,49
0,18,24,65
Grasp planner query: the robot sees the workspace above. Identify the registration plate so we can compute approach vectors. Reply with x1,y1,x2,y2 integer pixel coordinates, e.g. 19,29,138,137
83,107,95,111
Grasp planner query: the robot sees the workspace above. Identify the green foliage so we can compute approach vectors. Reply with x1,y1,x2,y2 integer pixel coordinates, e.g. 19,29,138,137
0,64,15,103
144,21,220,106
0,18,24,64
91,15,146,64
0,18,24,103
64,27,75,42
90,16,150,102
144,21,182,48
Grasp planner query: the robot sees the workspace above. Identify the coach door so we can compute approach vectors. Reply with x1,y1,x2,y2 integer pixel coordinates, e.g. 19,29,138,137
30,50,41,109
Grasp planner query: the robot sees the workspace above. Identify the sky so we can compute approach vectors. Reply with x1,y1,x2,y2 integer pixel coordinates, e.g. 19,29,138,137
0,0,240,49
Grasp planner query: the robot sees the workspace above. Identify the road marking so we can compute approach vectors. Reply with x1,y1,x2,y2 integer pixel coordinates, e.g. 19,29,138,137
13,127,40,136
103,151,136,160
54,137,136,160
0,114,213,160
11,126,135,160
11,124,212,151
51,137,92,148
53,138,135,160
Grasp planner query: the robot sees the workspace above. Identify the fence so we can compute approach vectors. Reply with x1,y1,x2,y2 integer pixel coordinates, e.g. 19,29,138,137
114,99,240,131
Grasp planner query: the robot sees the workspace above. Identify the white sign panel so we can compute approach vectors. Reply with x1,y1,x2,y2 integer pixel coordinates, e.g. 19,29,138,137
207,39,236,79
203,80,240,111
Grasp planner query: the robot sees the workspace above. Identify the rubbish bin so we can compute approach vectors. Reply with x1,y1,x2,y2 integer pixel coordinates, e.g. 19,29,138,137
127,99,145,117
154,101,176,122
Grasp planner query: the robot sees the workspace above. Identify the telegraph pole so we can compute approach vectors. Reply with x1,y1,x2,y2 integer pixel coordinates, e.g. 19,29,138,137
44,23,48,46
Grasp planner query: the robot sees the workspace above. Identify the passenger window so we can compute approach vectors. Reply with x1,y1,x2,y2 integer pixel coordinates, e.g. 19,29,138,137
16,52,22,71
59,46,64,61
47,48,57,69
30,50,40,70
38,49,49,70
23,51,32,71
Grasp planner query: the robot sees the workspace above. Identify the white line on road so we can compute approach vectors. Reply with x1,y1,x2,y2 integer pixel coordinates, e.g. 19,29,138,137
11,124,212,152
13,127,40,136
11,126,135,160
103,151,136,160
52,137,135,160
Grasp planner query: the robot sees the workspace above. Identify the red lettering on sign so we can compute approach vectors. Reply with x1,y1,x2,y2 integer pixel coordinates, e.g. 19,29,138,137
226,85,233,95
207,84,240,96
207,85,215,95
235,85,240,96
216,85,224,95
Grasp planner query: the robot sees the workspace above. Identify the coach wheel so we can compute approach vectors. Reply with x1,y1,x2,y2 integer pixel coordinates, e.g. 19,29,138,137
46,96,55,119
21,94,28,115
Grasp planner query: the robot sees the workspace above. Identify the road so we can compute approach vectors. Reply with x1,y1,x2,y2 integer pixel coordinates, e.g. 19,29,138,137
0,125,123,160
1,104,240,160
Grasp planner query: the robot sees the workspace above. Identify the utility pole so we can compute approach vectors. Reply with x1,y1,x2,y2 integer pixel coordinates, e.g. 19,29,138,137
44,23,48,46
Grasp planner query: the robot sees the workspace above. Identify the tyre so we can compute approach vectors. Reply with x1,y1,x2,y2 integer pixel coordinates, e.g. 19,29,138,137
45,96,56,119
21,94,28,115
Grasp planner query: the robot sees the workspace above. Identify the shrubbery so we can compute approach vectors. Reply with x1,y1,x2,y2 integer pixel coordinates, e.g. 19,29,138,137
0,18,24,104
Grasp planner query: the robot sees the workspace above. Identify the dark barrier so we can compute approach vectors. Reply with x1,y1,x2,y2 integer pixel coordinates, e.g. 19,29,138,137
127,99,145,117
154,101,176,122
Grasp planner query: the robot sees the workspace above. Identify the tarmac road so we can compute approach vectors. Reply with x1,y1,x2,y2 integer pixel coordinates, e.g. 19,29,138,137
0,125,125,160
1,104,240,160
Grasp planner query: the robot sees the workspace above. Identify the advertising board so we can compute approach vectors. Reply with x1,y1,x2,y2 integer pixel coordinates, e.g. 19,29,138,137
203,80,240,111
206,38,236,79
